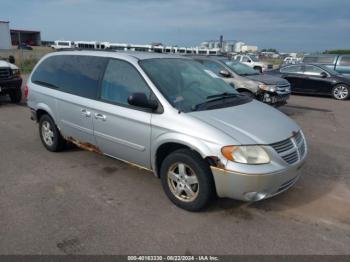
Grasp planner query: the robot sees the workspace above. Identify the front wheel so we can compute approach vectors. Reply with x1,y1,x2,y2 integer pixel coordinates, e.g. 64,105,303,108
160,149,215,211
332,84,349,100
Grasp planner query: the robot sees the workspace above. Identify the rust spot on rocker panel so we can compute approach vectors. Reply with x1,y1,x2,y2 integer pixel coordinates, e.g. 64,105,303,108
66,137,103,154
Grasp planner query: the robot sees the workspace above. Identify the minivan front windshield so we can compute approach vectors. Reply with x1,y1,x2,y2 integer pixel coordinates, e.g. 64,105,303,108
224,61,260,76
140,58,251,112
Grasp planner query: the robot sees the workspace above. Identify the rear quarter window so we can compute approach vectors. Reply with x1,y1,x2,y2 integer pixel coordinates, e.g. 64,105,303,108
31,55,106,99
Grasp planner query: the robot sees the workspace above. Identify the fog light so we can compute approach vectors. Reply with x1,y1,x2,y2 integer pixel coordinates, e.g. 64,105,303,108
244,192,267,201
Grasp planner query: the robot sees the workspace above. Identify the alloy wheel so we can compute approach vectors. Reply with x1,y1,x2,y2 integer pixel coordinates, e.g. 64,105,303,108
41,121,54,146
333,85,349,100
167,163,199,202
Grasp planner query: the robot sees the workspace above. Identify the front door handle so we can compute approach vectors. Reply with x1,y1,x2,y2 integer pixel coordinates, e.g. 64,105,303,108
95,113,106,121
81,108,91,117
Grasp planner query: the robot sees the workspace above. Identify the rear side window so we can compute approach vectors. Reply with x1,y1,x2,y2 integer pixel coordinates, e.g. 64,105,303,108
100,59,151,106
32,55,106,99
280,65,303,74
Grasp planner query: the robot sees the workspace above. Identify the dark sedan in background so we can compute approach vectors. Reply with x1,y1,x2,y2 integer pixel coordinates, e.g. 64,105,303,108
266,64,350,100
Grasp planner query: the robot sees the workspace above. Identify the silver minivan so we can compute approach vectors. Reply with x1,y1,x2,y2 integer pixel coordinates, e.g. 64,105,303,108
27,51,307,211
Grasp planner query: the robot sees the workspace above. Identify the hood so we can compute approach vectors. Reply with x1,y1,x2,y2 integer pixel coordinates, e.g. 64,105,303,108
245,74,289,85
0,60,18,70
189,100,300,145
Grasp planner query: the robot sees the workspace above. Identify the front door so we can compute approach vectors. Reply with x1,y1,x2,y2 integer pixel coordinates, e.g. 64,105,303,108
93,59,152,168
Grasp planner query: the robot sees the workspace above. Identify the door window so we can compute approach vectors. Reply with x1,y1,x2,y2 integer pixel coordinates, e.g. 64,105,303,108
280,65,303,74
101,59,151,106
242,56,249,62
303,65,325,76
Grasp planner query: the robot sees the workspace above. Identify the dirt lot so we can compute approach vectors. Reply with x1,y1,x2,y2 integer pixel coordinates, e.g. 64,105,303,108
0,85,349,254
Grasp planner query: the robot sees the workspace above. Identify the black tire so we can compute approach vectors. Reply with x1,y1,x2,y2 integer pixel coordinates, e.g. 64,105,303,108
39,114,66,152
9,87,22,103
332,84,349,100
160,149,215,211
240,91,255,98
254,66,263,73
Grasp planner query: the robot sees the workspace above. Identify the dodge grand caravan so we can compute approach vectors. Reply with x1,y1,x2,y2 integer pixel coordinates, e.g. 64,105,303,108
27,51,307,211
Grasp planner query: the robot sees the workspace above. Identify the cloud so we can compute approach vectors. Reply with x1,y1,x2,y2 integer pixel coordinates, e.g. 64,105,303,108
2,0,350,52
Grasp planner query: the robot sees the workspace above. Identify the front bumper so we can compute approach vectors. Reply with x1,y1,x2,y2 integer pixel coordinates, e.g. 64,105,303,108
261,92,290,106
211,158,305,201
0,77,22,94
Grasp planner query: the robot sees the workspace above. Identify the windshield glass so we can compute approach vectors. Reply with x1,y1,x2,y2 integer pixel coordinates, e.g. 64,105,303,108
139,58,250,112
224,61,260,76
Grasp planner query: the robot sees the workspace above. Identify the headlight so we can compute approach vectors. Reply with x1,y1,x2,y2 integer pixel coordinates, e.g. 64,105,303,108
221,145,270,164
259,84,276,93
12,69,21,77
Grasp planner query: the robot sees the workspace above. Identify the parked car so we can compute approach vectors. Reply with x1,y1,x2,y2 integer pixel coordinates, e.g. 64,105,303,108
233,54,273,72
17,43,33,50
0,59,23,103
266,64,350,100
27,51,307,211
192,56,291,106
303,54,350,76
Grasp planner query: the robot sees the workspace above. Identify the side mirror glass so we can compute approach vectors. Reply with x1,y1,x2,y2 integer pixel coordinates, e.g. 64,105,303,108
128,92,158,110
219,70,231,78
320,72,328,78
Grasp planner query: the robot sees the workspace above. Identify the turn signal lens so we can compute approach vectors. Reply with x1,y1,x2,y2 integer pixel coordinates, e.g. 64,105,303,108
24,85,29,98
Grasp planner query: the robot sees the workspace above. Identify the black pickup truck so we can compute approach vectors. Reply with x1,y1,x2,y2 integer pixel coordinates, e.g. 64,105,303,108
0,59,23,103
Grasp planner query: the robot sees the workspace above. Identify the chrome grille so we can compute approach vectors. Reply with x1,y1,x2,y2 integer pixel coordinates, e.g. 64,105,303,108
276,83,291,93
0,67,11,79
271,131,306,165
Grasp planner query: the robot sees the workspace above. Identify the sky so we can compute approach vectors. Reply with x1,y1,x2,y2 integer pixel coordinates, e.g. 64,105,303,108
1,0,350,52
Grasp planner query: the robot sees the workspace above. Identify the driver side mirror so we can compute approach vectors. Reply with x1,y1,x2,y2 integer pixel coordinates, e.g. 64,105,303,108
219,70,231,78
128,92,158,110
247,59,252,63
320,72,328,78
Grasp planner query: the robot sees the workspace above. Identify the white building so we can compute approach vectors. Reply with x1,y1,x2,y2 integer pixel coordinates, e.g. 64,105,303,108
0,21,11,49
234,42,245,53
241,45,258,53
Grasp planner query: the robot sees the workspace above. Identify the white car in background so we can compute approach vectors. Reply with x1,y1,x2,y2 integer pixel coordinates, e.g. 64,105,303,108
234,54,273,73
51,40,73,50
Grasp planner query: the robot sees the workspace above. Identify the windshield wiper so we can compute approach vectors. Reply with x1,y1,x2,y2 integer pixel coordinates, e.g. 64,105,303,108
192,93,241,111
206,92,238,99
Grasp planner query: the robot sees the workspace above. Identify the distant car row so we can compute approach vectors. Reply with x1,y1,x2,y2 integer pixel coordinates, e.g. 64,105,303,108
267,63,349,100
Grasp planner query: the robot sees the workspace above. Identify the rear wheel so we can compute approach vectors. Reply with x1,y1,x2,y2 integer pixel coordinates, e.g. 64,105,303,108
332,84,349,100
39,114,66,152
160,149,215,211
9,87,22,103
254,66,263,73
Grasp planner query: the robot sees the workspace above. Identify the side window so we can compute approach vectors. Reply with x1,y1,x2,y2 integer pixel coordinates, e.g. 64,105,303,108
31,55,105,99
242,56,249,62
339,56,350,66
59,55,106,99
201,60,225,75
280,65,303,74
101,59,151,106
31,55,64,88
304,65,324,76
